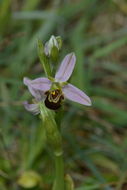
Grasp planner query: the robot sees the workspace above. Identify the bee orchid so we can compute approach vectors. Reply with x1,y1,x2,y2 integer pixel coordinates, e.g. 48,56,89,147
23,53,91,114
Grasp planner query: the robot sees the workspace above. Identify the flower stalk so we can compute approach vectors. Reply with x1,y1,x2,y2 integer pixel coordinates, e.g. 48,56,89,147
39,103,63,156
53,154,64,190
39,103,65,190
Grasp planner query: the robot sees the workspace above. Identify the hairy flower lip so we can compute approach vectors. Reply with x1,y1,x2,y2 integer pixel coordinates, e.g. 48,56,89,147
23,52,91,113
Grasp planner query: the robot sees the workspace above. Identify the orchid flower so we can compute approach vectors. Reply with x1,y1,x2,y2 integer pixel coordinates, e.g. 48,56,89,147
23,53,91,114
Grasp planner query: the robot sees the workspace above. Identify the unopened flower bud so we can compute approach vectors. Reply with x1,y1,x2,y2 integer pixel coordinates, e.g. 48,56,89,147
45,35,62,62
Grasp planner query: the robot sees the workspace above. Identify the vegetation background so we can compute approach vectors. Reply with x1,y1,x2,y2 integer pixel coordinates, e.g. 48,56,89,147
0,0,127,189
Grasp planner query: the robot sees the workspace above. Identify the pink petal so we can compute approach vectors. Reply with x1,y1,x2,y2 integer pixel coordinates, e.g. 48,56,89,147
23,101,40,115
23,77,51,100
24,77,51,91
55,53,76,82
62,84,91,106
23,78,41,100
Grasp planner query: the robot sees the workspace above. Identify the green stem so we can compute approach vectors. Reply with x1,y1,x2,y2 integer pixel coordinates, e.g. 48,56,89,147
53,154,64,190
39,103,65,190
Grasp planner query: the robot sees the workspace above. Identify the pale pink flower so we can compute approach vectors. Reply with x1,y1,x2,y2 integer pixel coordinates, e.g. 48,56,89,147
23,53,91,114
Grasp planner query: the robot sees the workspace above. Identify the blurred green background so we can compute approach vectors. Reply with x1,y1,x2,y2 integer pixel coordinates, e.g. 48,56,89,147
1,0,127,189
